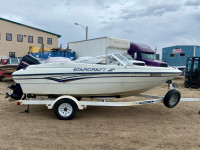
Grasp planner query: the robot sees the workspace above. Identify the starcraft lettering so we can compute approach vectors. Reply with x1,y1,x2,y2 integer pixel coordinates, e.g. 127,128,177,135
73,68,108,72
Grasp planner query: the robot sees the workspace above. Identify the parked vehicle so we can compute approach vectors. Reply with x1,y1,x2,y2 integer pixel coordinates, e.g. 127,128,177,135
67,37,130,58
184,57,200,88
29,46,52,53
128,43,168,67
68,37,167,67
0,57,22,81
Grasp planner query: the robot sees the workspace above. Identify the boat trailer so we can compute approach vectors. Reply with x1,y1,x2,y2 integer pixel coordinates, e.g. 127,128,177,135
9,82,199,120
15,89,180,120
0,71,12,82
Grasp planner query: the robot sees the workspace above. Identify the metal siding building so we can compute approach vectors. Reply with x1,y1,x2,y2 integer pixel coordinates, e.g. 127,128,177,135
162,45,200,68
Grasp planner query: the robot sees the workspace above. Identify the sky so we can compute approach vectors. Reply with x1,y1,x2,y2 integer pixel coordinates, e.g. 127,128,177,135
0,0,200,54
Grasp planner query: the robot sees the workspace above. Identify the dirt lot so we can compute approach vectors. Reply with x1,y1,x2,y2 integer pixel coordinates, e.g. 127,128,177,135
0,77,199,150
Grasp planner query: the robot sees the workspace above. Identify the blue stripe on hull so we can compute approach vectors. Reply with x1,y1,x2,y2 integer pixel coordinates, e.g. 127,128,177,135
14,75,176,83
13,72,180,76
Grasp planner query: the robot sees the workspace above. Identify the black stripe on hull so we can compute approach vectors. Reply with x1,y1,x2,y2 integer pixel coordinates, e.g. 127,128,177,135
14,74,176,83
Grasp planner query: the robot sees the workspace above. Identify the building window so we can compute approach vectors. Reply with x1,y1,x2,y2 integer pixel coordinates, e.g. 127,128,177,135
47,38,52,44
38,37,43,44
180,53,185,57
170,54,174,57
6,33,12,41
17,34,23,42
28,36,33,43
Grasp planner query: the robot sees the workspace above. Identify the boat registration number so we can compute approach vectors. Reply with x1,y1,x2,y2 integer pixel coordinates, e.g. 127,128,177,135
150,73,161,77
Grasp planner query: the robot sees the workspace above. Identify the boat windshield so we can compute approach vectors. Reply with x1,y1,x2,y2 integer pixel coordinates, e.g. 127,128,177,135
141,53,156,60
112,53,132,66
75,53,133,66
5,58,19,64
121,53,134,61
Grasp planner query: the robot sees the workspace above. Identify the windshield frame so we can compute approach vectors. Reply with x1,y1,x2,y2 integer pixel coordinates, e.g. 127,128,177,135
112,53,129,66
75,53,133,66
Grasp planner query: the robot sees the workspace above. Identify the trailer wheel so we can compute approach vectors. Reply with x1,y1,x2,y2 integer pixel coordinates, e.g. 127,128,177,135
54,99,77,120
163,89,181,108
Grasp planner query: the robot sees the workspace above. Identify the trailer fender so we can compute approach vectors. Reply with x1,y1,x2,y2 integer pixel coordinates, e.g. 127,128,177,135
0,71,3,82
47,95,85,110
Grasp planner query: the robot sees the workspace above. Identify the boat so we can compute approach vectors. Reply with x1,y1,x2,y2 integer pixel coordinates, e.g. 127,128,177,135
0,57,22,74
0,57,22,81
0,64,18,74
7,53,182,100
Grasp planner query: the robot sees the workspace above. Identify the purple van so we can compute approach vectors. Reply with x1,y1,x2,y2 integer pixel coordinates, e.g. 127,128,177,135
128,43,168,67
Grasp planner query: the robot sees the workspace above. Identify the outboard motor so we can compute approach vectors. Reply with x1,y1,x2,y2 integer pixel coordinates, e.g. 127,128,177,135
7,84,23,100
6,55,41,100
17,54,41,70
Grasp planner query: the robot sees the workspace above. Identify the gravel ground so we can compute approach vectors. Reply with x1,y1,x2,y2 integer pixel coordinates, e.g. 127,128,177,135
0,77,199,150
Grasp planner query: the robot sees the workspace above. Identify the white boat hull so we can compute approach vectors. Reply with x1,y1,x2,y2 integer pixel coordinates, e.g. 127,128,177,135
13,69,179,97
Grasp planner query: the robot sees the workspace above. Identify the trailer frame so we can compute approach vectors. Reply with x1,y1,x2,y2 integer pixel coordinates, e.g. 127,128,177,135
16,87,185,120
17,94,164,110
0,71,12,82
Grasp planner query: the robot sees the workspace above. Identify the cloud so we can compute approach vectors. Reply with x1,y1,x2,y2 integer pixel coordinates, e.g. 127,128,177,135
100,21,110,24
119,1,182,20
0,0,200,55
184,0,200,6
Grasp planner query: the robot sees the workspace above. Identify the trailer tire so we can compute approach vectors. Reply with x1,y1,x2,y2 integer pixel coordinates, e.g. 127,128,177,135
0,77,2,82
54,99,77,120
164,89,181,108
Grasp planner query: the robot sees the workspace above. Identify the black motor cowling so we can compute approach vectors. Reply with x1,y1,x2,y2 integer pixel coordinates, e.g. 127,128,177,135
6,55,41,100
17,54,41,70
